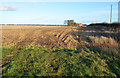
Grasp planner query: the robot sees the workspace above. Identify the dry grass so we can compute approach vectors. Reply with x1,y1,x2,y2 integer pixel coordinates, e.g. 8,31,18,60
88,36,118,46
87,36,119,56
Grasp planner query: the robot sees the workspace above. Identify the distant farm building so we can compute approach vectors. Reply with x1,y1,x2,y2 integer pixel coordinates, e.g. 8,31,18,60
78,23,87,27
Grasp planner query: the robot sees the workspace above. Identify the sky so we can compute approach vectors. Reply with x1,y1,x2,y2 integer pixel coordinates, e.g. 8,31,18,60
0,2,118,25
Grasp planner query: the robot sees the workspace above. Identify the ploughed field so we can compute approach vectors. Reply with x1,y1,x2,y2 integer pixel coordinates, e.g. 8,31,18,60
2,26,78,48
1,25,120,76
2,25,119,49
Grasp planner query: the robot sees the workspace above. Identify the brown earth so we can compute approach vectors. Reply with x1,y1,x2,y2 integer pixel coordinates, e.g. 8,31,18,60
2,26,79,49
2,25,119,54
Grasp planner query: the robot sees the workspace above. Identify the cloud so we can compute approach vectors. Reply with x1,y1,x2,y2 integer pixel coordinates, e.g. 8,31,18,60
0,5,18,11
29,1,37,4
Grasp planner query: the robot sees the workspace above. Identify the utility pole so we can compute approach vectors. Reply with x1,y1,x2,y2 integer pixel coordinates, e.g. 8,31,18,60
118,1,120,53
110,4,112,23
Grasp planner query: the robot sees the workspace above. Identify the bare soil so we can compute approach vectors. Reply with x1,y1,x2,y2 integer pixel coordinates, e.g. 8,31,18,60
2,25,119,50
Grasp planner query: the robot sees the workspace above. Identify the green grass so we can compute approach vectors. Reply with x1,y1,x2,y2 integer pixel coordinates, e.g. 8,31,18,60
2,45,120,77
